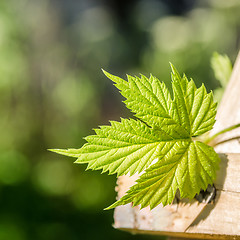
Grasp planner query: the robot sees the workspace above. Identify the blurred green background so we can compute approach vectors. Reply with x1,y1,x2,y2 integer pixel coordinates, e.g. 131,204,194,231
0,0,239,239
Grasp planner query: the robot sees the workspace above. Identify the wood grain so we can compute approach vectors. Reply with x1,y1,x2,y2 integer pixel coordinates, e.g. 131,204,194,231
210,51,240,153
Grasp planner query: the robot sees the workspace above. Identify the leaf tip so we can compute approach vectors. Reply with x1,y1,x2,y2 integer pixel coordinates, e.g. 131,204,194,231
169,62,180,76
103,206,112,211
102,69,126,87
50,148,82,158
102,69,117,81
169,62,176,71
104,201,119,210
101,68,110,77
48,148,65,154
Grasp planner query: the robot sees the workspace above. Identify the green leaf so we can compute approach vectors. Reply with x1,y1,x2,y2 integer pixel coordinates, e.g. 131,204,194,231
102,69,190,139
52,118,189,176
170,64,217,136
211,52,232,88
106,141,219,209
211,52,232,102
53,64,220,209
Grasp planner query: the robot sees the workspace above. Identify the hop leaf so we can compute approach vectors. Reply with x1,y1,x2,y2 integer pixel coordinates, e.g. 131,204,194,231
211,52,232,88
211,52,232,102
51,64,220,209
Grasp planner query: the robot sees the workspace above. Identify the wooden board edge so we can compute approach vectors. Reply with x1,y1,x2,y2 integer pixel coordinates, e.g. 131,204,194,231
114,227,240,240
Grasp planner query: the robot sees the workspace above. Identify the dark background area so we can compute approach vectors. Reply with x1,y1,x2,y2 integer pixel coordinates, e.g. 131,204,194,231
0,0,239,239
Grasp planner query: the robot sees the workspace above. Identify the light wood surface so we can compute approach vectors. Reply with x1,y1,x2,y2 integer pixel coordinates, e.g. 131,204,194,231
210,51,240,152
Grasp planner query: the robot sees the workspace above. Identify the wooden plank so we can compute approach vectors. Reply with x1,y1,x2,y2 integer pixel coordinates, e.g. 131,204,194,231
117,228,240,240
210,51,240,153
216,153,240,193
114,175,137,229
113,154,240,238
187,191,240,236
168,238,208,240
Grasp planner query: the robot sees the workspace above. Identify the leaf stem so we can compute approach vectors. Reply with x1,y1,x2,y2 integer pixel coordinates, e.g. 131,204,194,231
204,123,240,144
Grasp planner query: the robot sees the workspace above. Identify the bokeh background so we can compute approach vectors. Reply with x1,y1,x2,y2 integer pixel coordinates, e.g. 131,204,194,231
0,0,240,239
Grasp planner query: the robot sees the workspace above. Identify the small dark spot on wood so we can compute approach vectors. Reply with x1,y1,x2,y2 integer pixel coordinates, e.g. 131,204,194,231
194,184,216,203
